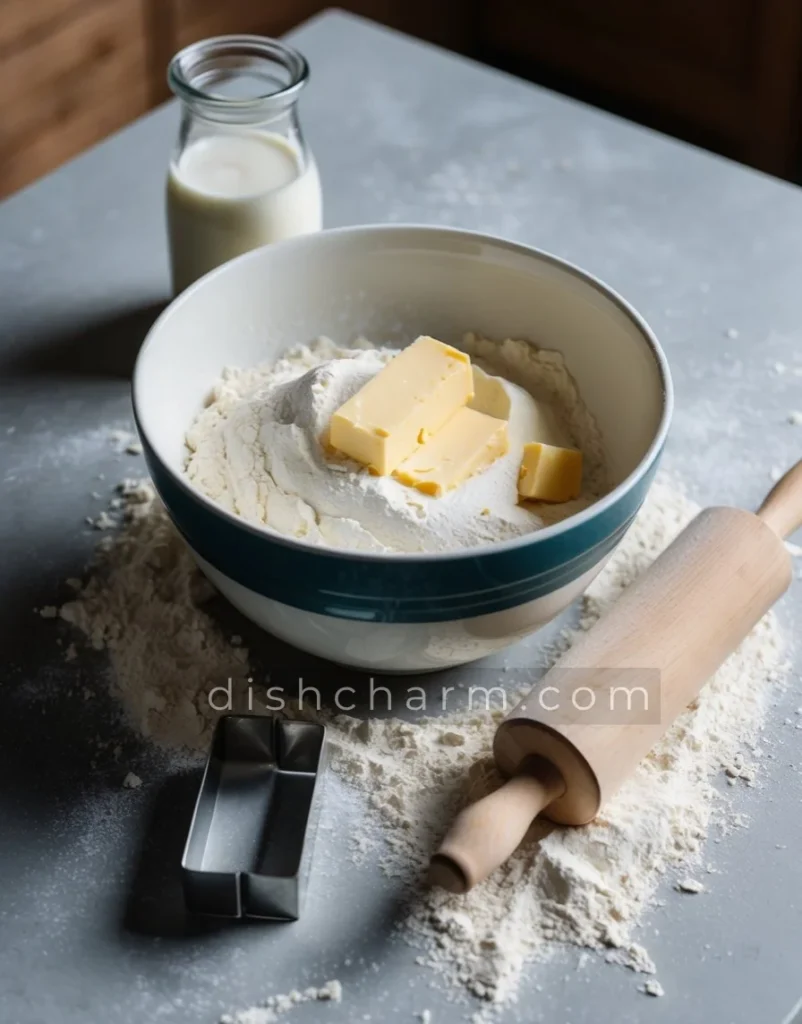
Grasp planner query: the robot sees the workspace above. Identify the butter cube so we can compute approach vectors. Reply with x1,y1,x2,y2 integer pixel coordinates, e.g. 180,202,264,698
518,442,582,502
329,336,473,475
394,407,508,497
469,366,511,420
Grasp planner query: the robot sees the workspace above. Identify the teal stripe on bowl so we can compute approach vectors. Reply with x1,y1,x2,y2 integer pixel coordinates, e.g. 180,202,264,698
146,445,662,623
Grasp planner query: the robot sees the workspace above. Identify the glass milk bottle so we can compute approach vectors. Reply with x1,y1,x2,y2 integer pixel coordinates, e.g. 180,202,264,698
166,35,322,294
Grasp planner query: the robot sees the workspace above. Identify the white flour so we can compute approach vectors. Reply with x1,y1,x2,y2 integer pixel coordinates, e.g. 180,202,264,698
220,979,342,1024
56,474,788,1008
184,335,607,553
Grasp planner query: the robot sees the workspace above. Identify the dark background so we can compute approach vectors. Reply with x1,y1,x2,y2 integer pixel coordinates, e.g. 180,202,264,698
3,0,802,201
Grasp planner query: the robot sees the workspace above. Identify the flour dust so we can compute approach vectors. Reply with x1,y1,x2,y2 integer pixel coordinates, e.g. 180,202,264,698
55,475,789,1008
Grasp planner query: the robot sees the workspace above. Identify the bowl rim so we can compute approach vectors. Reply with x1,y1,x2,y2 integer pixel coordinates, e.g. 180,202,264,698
133,223,673,564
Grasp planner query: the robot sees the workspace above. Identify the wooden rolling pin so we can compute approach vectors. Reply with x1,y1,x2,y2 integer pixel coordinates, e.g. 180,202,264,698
429,460,802,893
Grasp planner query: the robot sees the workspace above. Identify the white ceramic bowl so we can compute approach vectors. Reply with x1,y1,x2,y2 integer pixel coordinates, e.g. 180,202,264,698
133,226,671,672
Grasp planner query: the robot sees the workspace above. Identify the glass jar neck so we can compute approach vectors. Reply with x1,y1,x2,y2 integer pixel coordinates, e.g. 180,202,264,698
168,35,309,126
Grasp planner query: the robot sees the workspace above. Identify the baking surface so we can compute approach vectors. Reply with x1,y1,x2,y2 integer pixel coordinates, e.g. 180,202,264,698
1,10,802,1024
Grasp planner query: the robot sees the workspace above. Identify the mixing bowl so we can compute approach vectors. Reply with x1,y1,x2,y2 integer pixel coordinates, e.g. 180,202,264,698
133,225,672,672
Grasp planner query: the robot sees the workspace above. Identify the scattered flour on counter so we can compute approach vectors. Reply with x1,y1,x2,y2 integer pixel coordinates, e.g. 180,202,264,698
184,335,607,554
221,980,343,1024
109,428,143,454
675,878,705,894
122,772,142,790
54,474,789,1008
89,510,117,531
59,480,248,750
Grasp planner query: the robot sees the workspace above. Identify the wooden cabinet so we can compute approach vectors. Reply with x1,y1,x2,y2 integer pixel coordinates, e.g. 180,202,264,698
0,0,152,198
2,0,802,199
173,0,318,49
478,0,802,177
172,0,467,55
0,0,470,199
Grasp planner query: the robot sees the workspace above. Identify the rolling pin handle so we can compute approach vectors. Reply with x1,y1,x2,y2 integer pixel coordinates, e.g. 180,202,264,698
430,459,802,895
428,758,565,893
756,459,802,539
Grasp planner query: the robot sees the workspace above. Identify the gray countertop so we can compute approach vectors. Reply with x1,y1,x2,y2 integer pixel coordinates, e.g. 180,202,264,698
1,10,802,1024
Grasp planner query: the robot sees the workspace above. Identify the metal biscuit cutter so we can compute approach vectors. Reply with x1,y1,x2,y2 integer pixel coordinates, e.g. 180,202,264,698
182,715,327,920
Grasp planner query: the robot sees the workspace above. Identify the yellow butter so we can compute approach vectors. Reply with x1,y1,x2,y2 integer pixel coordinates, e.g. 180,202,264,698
394,407,508,497
469,365,511,420
518,442,583,502
329,336,473,475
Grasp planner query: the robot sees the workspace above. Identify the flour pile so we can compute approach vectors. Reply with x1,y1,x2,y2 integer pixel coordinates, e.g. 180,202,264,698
184,335,607,553
57,475,788,1007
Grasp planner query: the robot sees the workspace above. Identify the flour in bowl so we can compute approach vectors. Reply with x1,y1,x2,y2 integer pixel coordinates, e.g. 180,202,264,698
185,335,607,553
